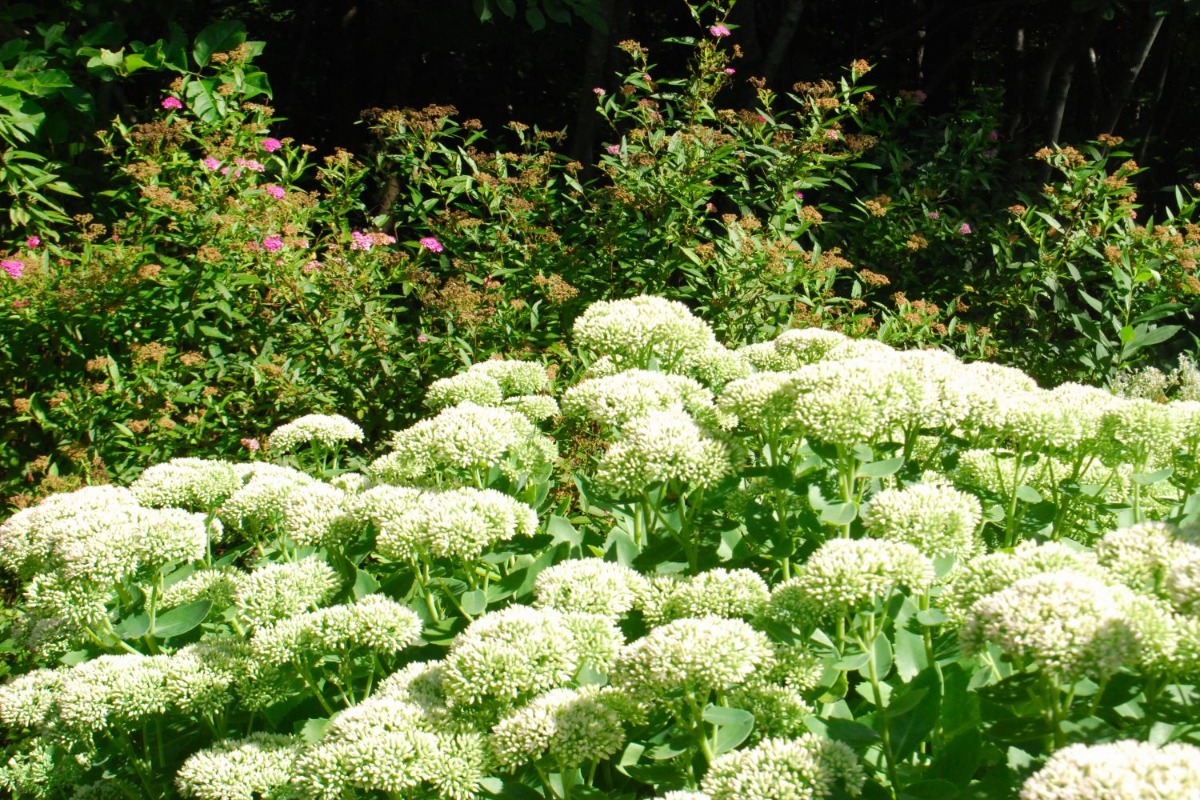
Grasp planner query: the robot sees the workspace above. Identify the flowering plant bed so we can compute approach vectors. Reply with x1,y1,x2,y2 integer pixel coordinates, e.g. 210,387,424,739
3,295,1199,799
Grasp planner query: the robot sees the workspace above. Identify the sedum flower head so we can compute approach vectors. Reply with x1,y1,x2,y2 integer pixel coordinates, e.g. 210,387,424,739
1164,543,1200,614
1095,520,1200,594
425,371,505,410
130,457,241,511
593,409,733,495
961,570,1142,681
939,541,1106,625
641,568,770,625
1098,397,1176,466
788,356,920,445
442,605,623,715
160,566,242,610
281,482,356,548
490,687,625,770
741,328,848,370
862,483,982,559
374,402,557,486
374,487,539,562
234,557,340,630
1020,740,1200,800
611,616,772,698
0,485,139,578
176,732,301,800
573,296,718,371
534,558,649,617
0,667,62,729
717,372,802,432
219,464,315,534
562,369,723,431
503,394,560,423
267,413,364,453
685,345,753,390
468,359,551,395
252,594,422,665
955,361,1040,435
701,735,866,800
768,539,934,629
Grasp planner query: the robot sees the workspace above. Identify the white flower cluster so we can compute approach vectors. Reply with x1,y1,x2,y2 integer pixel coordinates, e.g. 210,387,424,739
372,401,557,486
611,616,772,698
469,359,552,396
685,344,754,390
503,394,560,422
1019,740,1200,800
490,687,624,770
960,570,1142,681
373,486,539,562
768,539,934,629
862,483,982,559
281,482,356,548
640,568,770,625
218,463,316,535
572,295,718,371
701,734,866,800
788,356,924,445
176,733,301,800
160,566,241,610
593,409,733,495
234,557,341,630
562,369,725,431
251,594,422,665
130,457,241,511
267,413,364,453
533,558,649,617
716,372,801,433
1095,521,1200,595
425,371,506,410
290,692,490,800
442,605,623,714
938,541,1106,625
1,648,243,739
739,328,848,371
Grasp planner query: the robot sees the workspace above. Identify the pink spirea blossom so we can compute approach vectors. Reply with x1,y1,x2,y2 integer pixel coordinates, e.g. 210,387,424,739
240,437,260,452
419,237,444,253
724,67,736,75
824,128,840,140
265,185,286,199
2,260,24,279
606,144,621,155
593,87,606,96
201,157,221,171
988,130,999,141
12,299,30,309
161,96,183,110
350,230,396,252
302,260,321,273
25,236,40,249
926,211,940,220
710,24,731,37
235,157,265,173
794,192,804,200
958,223,972,235
913,89,928,103
260,138,282,153
262,235,285,252
417,333,429,343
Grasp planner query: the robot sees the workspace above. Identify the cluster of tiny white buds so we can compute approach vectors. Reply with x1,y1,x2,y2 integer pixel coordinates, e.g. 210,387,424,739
267,413,364,453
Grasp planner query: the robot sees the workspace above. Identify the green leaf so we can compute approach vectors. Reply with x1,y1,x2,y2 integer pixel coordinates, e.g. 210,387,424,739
892,627,928,682
1014,485,1042,504
299,717,330,743
525,6,547,30
460,589,487,616
1132,467,1174,486
193,20,247,68
113,611,151,640
820,502,857,526
883,666,943,761
151,599,211,638
859,457,904,478
352,568,379,599
703,705,755,755
546,514,582,547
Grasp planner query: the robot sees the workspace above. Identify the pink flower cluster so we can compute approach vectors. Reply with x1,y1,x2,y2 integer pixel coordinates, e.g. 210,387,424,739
710,24,731,37
240,437,260,452
2,259,24,279
350,231,398,252
161,96,183,110
265,185,286,200
26,236,40,248
201,157,221,171
605,144,621,156
419,237,444,253
261,138,282,153
262,235,285,252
